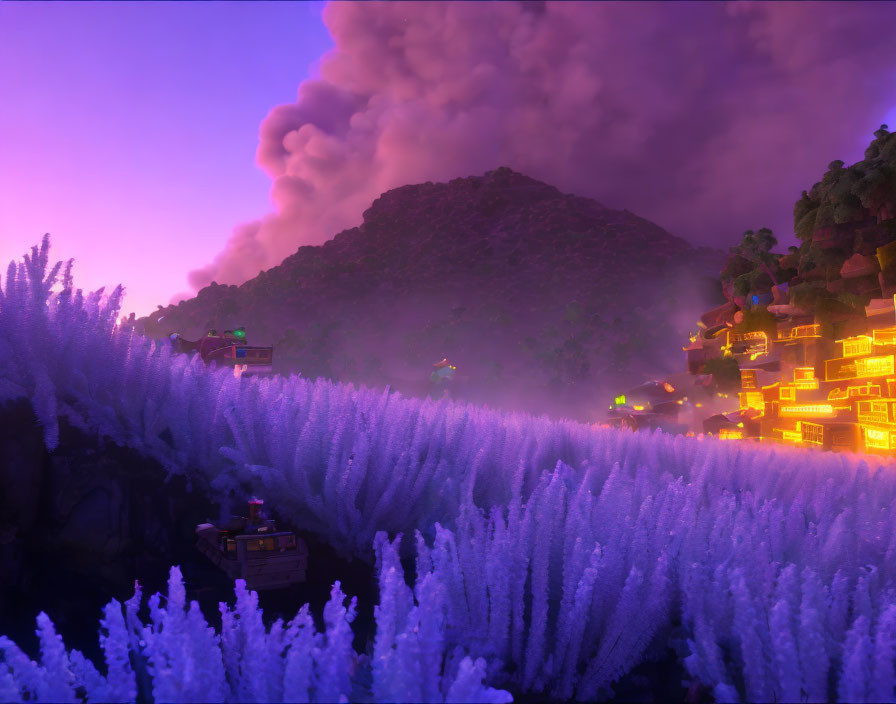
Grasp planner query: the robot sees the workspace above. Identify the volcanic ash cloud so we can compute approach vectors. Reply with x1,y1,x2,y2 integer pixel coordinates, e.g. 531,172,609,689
189,0,896,290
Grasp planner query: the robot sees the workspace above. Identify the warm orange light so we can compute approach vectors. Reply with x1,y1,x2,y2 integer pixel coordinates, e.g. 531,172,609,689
740,391,764,411
801,422,824,445
873,328,896,346
857,355,896,377
826,355,895,381
825,358,858,381
779,404,834,417
779,324,821,340
728,331,768,357
718,429,743,439
863,425,894,450
664,382,675,393
792,368,819,389
839,336,873,358
850,384,880,396
857,399,896,425
777,428,802,443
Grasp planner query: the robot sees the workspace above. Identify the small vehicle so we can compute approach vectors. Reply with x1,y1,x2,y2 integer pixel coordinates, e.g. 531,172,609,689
171,327,274,378
195,499,308,590
606,380,688,432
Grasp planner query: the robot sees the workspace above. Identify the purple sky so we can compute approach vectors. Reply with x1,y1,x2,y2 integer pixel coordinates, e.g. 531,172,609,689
1,1,331,318
3,2,896,319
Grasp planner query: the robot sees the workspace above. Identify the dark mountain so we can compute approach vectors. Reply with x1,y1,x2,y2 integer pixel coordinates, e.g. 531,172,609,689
139,167,724,421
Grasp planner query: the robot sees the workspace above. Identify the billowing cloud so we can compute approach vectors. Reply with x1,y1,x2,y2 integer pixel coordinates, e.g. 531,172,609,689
189,0,896,289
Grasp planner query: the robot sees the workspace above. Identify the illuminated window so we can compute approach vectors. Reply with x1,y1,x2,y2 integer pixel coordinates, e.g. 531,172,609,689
830,384,881,401
740,392,765,411
777,428,802,443
790,324,821,338
858,400,894,424
874,328,896,346
854,384,880,397
825,358,859,381
741,370,757,390
801,422,824,445
856,356,895,378
863,425,894,450
841,336,873,357
779,386,796,401
779,404,834,417
791,368,819,389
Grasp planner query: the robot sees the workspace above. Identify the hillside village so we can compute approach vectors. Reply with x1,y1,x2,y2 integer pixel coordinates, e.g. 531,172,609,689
687,125,896,452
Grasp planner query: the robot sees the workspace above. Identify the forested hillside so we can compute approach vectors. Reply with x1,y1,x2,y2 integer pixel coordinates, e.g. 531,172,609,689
139,167,723,420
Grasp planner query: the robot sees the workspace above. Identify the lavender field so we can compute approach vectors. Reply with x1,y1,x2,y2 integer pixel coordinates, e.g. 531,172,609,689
3,237,896,702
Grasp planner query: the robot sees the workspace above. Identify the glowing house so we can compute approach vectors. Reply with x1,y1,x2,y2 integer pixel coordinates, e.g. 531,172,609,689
690,289,896,453
732,315,896,453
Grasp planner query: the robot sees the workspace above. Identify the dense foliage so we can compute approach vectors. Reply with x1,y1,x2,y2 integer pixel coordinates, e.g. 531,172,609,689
719,126,896,308
0,566,509,703
721,228,786,297
6,238,896,701
794,125,896,240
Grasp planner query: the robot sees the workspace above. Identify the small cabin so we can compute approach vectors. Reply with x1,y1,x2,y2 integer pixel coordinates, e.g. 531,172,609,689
196,500,308,590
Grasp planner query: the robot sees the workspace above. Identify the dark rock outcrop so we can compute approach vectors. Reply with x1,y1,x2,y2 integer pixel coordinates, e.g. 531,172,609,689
0,399,378,665
0,398,220,662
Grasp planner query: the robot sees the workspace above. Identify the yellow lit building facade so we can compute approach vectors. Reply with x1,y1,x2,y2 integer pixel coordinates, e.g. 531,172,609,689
727,309,896,454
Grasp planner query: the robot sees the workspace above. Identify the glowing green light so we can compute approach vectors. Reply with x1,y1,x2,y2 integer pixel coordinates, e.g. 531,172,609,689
234,329,246,339
614,394,626,406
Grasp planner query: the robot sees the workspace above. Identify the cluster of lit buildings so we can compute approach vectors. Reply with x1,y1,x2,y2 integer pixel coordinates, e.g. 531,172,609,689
685,294,896,454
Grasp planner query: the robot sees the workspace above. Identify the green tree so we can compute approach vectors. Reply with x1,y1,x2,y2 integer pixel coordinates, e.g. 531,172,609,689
794,125,896,237
722,228,783,295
